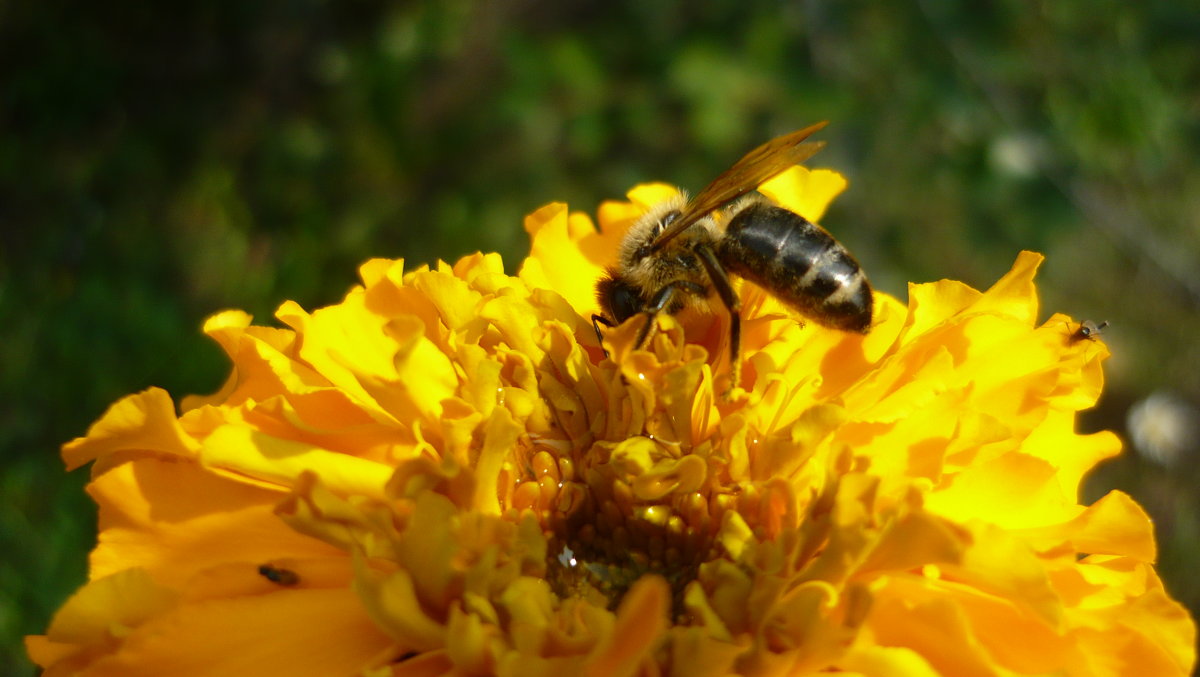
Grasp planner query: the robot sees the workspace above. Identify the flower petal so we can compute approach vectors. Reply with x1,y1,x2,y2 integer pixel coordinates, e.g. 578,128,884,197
88,459,340,584
757,166,848,222
88,586,392,676
519,203,614,316
583,575,668,677
62,388,199,472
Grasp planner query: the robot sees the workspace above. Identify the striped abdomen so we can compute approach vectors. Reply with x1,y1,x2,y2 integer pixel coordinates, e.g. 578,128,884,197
719,201,872,332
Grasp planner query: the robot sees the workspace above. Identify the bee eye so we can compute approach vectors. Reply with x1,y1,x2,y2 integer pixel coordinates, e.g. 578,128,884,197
611,282,642,323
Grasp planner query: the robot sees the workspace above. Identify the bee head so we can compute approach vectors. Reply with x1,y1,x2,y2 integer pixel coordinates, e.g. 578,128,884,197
596,270,643,323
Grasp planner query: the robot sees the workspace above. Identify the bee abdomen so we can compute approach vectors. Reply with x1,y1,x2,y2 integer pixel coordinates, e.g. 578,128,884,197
720,201,872,332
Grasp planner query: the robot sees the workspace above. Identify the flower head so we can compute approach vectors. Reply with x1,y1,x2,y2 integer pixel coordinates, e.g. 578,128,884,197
29,166,1195,676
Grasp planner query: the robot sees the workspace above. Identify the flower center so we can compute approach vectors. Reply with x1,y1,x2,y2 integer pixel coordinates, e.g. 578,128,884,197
520,442,727,615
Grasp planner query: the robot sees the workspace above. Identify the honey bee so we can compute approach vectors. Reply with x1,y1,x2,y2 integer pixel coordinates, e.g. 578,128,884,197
1069,319,1108,343
593,122,872,388
258,564,299,586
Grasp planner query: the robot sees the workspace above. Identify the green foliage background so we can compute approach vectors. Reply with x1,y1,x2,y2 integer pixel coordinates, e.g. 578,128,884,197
3,1,1197,673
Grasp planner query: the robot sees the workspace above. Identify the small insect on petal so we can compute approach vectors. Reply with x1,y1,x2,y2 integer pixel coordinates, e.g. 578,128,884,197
1069,319,1108,343
258,564,300,586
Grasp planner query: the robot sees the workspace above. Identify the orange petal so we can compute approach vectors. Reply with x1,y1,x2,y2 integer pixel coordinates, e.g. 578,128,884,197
43,568,177,647
839,644,942,677
868,587,1004,677
86,587,393,676
88,459,339,584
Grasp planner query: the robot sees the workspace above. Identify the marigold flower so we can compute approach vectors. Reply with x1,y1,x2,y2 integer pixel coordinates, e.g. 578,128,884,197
29,167,1195,676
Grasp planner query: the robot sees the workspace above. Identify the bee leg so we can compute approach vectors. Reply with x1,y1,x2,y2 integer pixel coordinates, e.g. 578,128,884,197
634,312,658,350
695,244,742,392
634,290,674,350
637,281,707,350
592,314,615,357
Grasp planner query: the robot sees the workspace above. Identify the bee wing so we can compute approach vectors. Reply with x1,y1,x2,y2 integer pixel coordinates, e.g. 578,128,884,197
650,121,829,251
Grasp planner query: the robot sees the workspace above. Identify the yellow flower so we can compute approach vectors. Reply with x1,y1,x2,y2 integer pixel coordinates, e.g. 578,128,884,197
29,167,1195,677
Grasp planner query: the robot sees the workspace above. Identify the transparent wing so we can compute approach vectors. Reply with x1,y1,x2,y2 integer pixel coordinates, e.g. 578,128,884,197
650,121,828,251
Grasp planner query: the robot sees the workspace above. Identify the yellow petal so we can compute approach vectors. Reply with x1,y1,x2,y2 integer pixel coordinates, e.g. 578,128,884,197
408,267,484,334
1021,417,1121,500
1019,490,1156,561
943,524,1064,629
623,183,680,213
518,202,613,316
757,166,848,222
972,250,1043,326
276,296,458,425
181,310,331,414
898,278,982,344
926,452,1077,530
666,626,746,677
356,565,447,652
445,604,500,675
62,388,199,472
856,511,969,576
473,407,521,514
200,424,392,499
